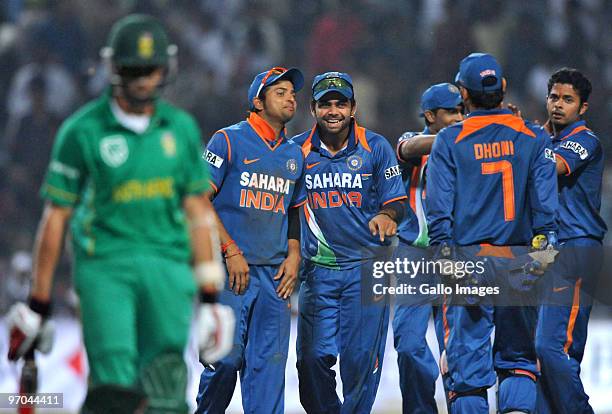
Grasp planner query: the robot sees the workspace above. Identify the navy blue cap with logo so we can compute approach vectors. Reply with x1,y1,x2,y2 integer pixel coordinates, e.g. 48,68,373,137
247,66,304,109
311,72,354,101
420,82,462,117
454,52,503,92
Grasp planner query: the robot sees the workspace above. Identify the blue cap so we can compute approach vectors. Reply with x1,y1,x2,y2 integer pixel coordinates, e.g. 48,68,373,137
247,67,304,108
420,83,462,116
311,71,354,101
455,53,503,92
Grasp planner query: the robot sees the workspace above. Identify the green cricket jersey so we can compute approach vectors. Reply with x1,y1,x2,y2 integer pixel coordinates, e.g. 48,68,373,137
41,92,210,261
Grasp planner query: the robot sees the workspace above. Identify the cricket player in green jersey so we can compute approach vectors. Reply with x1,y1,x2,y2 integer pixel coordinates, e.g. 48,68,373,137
6,14,235,413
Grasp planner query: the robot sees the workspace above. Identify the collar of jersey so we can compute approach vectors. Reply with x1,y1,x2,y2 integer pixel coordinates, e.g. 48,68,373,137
465,108,512,118
246,112,285,150
103,90,168,133
556,119,587,141
309,119,366,158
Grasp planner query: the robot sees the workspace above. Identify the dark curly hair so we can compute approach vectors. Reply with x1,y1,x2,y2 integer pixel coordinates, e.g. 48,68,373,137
547,68,592,104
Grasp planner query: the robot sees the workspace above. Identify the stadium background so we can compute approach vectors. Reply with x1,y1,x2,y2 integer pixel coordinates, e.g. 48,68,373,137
0,0,610,412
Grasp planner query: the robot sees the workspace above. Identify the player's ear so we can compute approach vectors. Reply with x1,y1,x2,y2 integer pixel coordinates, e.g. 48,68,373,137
252,97,265,112
502,78,507,93
350,101,357,118
578,101,589,116
424,110,436,124
459,86,469,101
310,100,316,117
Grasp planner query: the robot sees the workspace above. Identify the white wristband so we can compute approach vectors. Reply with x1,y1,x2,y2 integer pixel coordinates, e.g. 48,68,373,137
195,261,225,292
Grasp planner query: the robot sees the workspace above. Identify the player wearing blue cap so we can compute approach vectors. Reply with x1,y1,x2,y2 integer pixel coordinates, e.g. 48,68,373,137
393,83,463,413
196,67,306,414
535,68,606,414
291,72,408,413
427,53,558,414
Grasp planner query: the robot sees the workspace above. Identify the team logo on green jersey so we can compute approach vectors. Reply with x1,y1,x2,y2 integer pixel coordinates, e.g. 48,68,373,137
100,135,129,167
161,132,176,157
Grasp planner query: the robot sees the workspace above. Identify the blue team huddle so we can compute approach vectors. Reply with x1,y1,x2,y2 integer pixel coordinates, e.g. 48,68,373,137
200,52,604,414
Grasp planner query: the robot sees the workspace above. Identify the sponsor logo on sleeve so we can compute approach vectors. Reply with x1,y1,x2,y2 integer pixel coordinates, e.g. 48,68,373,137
204,150,224,168
384,165,401,179
560,141,588,160
50,160,80,179
544,148,556,162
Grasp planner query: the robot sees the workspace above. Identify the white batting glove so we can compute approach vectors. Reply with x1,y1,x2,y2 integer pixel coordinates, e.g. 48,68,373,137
6,302,55,360
197,303,235,364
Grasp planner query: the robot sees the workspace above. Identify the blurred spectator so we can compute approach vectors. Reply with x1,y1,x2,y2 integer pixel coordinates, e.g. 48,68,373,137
426,1,477,84
307,0,365,73
6,31,78,121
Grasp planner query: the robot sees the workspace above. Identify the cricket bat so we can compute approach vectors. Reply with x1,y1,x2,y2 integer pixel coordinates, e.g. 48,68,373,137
18,349,37,414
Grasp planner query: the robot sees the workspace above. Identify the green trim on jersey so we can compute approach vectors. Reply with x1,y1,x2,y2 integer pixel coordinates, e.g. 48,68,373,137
41,92,209,261
305,204,340,269
412,161,430,248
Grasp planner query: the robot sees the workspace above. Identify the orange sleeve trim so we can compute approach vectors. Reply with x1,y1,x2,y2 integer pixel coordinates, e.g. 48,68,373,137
208,180,218,194
382,195,408,206
215,129,232,164
409,166,419,212
555,153,572,176
564,278,582,354
303,203,311,221
396,139,407,161
292,199,307,208
355,122,372,152
455,114,536,144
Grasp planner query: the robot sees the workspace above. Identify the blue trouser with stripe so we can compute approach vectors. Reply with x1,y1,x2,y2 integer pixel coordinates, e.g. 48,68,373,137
536,237,602,414
393,303,439,413
392,243,440,413
442,246,538,414
196,265,291,414
297,261,389,413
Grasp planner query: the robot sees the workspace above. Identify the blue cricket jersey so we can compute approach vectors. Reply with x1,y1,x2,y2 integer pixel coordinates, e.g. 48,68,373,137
291,120,408,270
204,112,306,265
427,108,558,246
396,127,429,246
552,120,607,241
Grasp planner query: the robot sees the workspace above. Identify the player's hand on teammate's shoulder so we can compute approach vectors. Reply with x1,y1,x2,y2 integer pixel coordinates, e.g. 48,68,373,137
274,252,300,300
369,213,398,242
225,244,249,295
506,102,522,118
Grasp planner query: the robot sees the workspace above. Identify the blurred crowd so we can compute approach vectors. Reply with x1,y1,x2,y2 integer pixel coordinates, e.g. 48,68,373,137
0,0,610,313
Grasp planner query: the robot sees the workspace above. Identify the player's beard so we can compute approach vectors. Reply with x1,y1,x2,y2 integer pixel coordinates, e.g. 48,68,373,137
318,115,351,136
115,82,160,112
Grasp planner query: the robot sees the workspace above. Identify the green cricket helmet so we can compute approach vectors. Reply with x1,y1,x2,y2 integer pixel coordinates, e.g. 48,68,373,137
101,14,177,68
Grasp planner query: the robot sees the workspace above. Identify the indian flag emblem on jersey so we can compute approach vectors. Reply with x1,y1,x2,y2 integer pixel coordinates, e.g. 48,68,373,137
286,158,298,175
100,135,129,167
138,32,154,59
347,155,362,171
161,133,176,157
